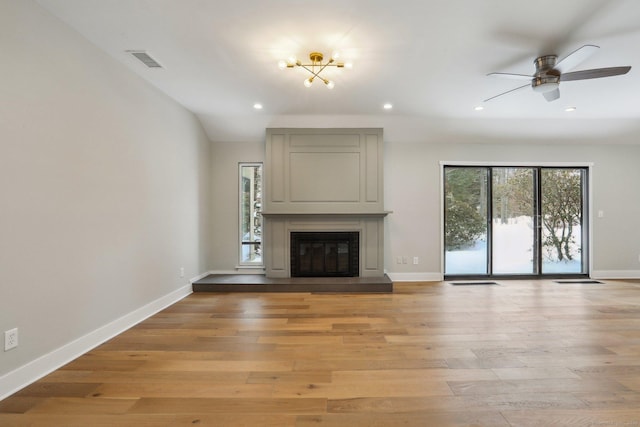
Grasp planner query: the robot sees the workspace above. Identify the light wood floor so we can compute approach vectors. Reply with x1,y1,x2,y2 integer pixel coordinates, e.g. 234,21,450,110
2,280,640,426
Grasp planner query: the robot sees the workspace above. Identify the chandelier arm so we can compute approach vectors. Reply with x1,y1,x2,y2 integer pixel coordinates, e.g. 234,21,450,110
313,59,334,76
299,59,335,85
299,64,324,79
297,63,340,67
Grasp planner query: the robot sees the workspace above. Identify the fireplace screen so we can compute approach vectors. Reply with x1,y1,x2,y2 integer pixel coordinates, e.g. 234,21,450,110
290,232,359,277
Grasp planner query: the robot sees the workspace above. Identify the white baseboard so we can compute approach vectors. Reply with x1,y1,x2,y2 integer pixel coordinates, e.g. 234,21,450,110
591,270,640,280
386,272,444,282
190,271,214,283
0,283,193,401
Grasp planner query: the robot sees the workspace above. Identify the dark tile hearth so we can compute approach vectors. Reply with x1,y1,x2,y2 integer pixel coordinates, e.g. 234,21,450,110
192,274,393,293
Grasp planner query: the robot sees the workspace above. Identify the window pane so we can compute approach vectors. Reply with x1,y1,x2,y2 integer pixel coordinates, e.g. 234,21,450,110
492,168,535,274
541,169,584,274
444,167,488,275
240,164,262,264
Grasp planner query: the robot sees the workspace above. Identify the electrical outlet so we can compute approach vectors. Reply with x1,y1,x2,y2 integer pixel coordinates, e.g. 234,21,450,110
5,328,18,351
413,257,419,265
180,267,185,278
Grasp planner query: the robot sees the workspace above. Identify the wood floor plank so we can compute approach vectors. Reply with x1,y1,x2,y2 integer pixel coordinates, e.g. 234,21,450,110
91,382,275,398
14,382,101,398
0,396,45,414
26,397,138,414
41,369,250,384
0,413,297,427
294,358,449,371
272,378,454,399
127,397,327,414
448,378,631,396
295,411,512,427
501,409,640,427
2,279,640,425
331,368,499,382
139,360,294,372
492,366,582,380
247,370,332,384
327,392,588,413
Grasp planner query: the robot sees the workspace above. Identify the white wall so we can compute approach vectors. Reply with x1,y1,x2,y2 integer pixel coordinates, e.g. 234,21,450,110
0,0,211,395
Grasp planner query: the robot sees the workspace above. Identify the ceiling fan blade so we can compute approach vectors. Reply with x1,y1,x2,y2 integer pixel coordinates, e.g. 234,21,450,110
487,72,532,81
560,66,631,81
555,44,599,73
543,88,560,102
483,83,530,103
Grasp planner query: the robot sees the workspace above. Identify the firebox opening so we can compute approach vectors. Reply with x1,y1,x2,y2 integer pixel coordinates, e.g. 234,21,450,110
290,232,359,277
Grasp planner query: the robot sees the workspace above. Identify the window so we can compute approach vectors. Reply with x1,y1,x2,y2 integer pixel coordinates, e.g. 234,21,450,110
239,163,262,265
444,165,589,278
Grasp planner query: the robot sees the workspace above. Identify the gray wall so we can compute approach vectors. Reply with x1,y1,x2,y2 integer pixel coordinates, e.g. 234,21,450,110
210,141,264,272
208,137,640,279
385,141,640,279
0,1,212,383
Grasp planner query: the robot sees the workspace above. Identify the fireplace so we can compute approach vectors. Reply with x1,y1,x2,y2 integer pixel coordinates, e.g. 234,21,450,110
290,232,359,277
263,128,388,279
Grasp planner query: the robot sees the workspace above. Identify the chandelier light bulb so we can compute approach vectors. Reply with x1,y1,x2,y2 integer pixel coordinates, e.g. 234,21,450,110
344,62,353,69
326,80,335,89
278,60,287,70
331,51,340,60
287,55,297,65
304,77,313,88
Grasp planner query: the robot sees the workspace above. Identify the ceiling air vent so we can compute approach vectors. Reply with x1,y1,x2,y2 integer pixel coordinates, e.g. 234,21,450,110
127,51,163,68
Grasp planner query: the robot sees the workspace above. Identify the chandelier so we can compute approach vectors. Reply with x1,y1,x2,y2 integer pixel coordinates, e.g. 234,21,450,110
278,51,351,89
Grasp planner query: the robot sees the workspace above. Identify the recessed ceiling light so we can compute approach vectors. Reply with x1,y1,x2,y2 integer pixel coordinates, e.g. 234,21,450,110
383,103,393,110
565,106,576,112
253,103,263,110
474,105,484,111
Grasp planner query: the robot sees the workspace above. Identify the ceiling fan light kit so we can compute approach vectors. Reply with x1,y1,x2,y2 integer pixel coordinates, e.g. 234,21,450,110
279,51,350,89
485,44,631,103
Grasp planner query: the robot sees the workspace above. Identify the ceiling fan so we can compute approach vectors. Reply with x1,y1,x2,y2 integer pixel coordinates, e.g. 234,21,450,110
485,45,631,103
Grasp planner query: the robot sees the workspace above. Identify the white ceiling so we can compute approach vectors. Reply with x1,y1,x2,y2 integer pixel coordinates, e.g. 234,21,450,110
36,0,640,143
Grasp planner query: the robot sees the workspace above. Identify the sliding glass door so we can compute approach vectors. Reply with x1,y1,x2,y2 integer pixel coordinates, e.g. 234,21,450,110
444,165,588,278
